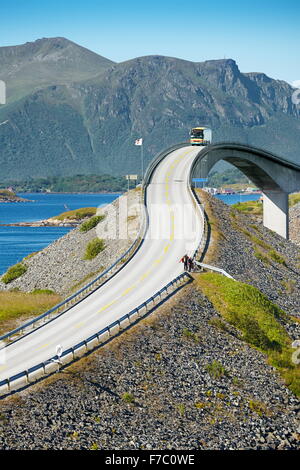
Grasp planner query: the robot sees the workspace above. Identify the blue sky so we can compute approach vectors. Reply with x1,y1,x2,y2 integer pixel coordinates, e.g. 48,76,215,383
0,0,299,84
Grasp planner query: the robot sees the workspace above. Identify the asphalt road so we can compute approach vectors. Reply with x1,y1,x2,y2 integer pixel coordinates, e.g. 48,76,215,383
0,145,204,383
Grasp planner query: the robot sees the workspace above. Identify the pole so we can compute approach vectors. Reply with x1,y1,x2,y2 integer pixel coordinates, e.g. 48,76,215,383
141,144,144,182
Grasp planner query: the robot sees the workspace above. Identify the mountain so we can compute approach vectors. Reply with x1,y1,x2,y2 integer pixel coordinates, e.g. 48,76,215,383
0,39,299,180
0,37,114,102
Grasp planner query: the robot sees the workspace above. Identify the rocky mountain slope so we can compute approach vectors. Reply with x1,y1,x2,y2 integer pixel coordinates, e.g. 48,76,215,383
0,38,299,180
0,37,114,103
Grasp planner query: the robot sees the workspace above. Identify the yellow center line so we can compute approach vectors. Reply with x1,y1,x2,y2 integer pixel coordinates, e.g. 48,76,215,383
96,148,193,317
139,270,151,281
122,285,136,296
74,322,85,329
98,300,116,313
36,343,50,351
153,256,164,266
164,243,171,253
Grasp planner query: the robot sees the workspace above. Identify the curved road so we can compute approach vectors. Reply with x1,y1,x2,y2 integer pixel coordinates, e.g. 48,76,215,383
0,145,203,386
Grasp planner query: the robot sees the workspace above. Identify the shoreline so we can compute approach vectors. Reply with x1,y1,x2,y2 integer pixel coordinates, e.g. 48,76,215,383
16,191,124,195
0,220,79,228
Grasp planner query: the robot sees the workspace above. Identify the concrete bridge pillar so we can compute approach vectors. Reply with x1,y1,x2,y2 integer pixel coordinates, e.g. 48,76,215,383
263,190,289,240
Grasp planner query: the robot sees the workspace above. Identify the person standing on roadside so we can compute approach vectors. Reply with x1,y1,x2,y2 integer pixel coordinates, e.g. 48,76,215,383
180,254,189,271
188,256,194,272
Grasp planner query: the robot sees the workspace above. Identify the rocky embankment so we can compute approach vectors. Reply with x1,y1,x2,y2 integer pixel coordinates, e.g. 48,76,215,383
0,191,299,450
0,193,28,203
199,191,300,323
290,202,300,245
0,189,142,295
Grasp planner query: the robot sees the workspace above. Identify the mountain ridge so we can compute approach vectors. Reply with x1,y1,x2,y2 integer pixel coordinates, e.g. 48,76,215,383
0,37,299,180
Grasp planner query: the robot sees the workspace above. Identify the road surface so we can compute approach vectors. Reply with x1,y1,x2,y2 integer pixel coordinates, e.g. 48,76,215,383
0,145,203,384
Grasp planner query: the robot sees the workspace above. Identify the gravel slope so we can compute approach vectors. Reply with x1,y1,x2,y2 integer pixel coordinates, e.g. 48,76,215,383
0,189,142,296
0,192,299,450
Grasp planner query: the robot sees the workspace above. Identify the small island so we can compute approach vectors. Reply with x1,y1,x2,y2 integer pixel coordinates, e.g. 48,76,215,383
0,189,29,203
0,207,98,227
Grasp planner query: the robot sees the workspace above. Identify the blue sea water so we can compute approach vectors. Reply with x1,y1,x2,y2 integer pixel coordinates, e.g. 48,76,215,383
0,191,260,276
215,193,261,205
0,193,121,275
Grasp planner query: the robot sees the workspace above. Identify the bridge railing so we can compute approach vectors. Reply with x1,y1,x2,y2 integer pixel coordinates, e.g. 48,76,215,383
0,271,191,396
0,143,207,396
194,261,234,279
0,190,149,346
143,142,189,187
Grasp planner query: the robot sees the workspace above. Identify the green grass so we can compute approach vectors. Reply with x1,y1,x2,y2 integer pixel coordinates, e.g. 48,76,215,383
0,291,61,334
79,215,105,232
232,200,263,215
231,192,300,213
289,192,300,207
176,404,186,416
235,225,287,266
31,289,56,295
0,189,15,197
254,248,270,265
182,327,199,342
51,207,97,221
249,399,271,417
196,273,300,397
23,251,40,260
250,236,271,250
84,238,106,260
1,263,27,284
268,249,286,265
280,279,296,294
122,392,134,403
205,360,228,379
209,317,232,333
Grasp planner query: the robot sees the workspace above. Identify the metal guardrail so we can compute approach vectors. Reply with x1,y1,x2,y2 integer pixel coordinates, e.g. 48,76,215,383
0,272,191,395
0,191,148,346
0,142,205,396
143,142,189,187
194,261,235,279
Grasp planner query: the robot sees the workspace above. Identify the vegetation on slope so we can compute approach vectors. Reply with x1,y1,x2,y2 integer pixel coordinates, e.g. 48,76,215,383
0,174,128,193
232,192,300,215
80,215,105,233
196,273,300,397
84,238,106,260
0,291,61,334
50,207,97,221
208,168,249,188
232,200,263,215
1,51,299,181
1,263,28,284
289,192,300,207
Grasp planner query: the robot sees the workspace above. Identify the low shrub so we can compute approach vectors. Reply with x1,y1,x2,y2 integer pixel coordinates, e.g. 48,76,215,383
205,360,228,379
80,215,105,233
122,392,134,403
84,238,106,260
31,289,56,295
2,263,27,284
249,399,270,417
268,249,286,265
254,248,270,264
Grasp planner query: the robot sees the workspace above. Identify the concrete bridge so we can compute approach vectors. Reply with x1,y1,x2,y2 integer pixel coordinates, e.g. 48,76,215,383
191,143,300,239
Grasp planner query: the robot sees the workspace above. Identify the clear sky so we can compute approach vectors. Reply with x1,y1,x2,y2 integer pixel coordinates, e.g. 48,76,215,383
0,0,299,84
